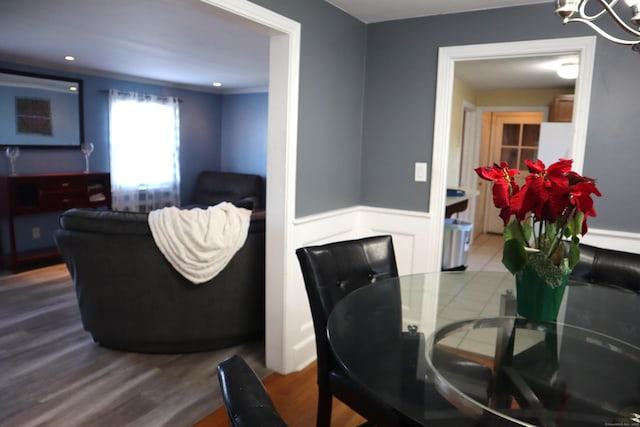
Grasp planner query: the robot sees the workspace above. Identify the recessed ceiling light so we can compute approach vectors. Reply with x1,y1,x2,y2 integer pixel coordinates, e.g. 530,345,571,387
64,55,75,61
69,86,78,92
212,82,222,87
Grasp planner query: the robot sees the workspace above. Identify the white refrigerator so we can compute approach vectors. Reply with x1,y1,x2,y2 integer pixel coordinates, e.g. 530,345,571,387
537,122,573,164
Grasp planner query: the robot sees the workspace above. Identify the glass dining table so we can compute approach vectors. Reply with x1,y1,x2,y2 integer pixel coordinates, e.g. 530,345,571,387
326,271,640,427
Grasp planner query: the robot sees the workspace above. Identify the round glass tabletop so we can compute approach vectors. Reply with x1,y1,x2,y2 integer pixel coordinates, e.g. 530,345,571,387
327,271,640,426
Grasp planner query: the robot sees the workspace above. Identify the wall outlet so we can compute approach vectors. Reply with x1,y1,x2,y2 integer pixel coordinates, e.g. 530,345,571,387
414,162,428,182
32,227,40,239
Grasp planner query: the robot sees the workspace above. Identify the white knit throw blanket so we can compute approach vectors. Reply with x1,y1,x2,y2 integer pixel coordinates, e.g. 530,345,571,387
148,203,252,284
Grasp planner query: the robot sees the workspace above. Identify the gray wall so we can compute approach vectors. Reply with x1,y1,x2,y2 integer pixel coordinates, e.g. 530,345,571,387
361,3,640,232
250,1,638,232
251,0,368,217
221,92,268,177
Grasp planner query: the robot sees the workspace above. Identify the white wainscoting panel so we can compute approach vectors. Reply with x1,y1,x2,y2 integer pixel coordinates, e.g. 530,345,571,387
286,207,361,371
284,206,439,372
359,206,439,275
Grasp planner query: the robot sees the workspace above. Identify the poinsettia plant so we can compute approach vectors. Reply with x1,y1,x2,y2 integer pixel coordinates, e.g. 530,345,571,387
475,158,601,283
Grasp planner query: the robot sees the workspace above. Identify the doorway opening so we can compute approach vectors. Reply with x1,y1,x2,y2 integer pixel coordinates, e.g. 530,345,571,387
200,0,300,373
431,36,596,271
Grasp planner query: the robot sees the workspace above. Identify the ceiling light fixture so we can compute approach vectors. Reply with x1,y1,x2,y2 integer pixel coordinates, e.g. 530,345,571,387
555,0,640,52
212,82,222,87
557,61,580,79
64,55,75,61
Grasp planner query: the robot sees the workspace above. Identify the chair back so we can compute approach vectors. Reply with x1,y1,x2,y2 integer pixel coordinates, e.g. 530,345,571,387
217,355,287,427
571,243,640,292
565,243,640,347
296,235,398,385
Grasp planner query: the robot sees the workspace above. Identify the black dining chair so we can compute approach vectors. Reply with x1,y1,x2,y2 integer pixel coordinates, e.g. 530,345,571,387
296,235,405,427
217,354,288,427
297,235,496,427
563,242,640,344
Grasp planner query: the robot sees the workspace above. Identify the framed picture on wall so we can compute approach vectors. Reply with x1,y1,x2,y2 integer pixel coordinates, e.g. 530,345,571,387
15,97,53,136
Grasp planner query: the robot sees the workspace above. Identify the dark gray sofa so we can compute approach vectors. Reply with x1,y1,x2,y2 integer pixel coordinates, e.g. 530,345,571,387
54,208,265,353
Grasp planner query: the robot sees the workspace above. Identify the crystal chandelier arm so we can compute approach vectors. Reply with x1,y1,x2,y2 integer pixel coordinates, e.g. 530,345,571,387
578,0,622,20
566,16,640,44
569,0,640,37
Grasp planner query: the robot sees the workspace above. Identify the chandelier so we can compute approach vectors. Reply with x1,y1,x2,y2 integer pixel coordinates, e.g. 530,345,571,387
555,0,640,52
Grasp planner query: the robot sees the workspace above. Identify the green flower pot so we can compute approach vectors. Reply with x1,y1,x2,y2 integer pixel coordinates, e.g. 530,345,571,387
515,261,570,322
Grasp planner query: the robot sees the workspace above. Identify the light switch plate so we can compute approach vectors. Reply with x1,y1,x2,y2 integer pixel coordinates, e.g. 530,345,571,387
414,162,428,182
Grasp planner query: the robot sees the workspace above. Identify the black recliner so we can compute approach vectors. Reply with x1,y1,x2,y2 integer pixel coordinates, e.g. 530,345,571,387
188,171,264,211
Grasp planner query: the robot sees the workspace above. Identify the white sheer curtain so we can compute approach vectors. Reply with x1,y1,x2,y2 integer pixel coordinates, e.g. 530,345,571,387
108,90,181,212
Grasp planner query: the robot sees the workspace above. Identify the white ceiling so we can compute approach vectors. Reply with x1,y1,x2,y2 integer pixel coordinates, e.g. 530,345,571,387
326,0,550,24
0,0,574,93
456,56,578,90
0,0,271,93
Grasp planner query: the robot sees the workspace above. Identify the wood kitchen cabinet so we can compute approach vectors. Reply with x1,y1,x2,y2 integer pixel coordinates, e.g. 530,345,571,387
0,172,111,272
549,94,574,122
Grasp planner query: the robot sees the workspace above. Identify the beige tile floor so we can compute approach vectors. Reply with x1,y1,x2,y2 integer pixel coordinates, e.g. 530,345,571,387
434,233,542,356
466,232,508,273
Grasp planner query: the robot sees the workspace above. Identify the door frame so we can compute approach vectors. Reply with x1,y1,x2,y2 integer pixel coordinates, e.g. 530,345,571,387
200,0,301,373
457,101,478,231
431,36,596,268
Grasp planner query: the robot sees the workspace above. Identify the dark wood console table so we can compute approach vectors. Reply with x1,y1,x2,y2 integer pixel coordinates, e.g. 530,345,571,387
0,172,111,272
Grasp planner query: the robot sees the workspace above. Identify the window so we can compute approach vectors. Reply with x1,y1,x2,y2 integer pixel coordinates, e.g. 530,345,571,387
108,90,180,212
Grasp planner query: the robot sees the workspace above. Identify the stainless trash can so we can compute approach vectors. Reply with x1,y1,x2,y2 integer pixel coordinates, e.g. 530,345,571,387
441,219,473,271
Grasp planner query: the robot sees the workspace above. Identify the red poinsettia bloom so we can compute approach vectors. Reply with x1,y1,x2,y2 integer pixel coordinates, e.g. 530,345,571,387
474,162,519,225
474,157,601,275
569,179,601,234
509,159,572,222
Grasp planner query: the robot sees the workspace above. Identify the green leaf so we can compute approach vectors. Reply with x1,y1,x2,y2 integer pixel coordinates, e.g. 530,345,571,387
546,221,557,241
521,221,533,244
568,236,581,270
573,211,585,237
503,219,517,241
504,219,532,247
502,238,528,274
567,211,585,238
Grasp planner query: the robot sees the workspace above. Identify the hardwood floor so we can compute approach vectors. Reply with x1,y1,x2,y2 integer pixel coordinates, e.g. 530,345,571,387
195,361,366,427
1,236,503,426
0,263,270,427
